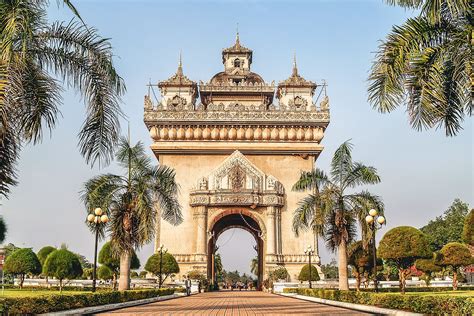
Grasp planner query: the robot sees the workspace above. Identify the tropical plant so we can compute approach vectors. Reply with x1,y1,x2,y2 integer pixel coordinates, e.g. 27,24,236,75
462,209,474,246
347,241,379,291
139,271,147,278
37,246,56,266
82,267,93,280
144,252,179,287
292,140,383,290
321,258,339,279
298,264,320,282
368,0,472,136
42,248,83,291
0,0,125,199
420,199,469,250
98,241,140,290
415,257,442,286
3,248,41,288
438,242,473,290
271,266,289,281
378,226,432,293
81,137,182,290
250,256,258,276
130,271,139,278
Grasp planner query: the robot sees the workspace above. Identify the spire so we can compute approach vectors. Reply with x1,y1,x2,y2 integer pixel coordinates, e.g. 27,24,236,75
235,23,240,47
292,52,298,77
177,51,183,76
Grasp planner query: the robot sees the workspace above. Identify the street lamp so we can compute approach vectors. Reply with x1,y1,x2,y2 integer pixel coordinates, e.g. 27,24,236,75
304,245,314,289
365,208,385,292
158,244,167,289
87,207,109,292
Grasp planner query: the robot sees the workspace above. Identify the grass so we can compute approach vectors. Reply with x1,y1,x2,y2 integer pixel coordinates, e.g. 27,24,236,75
0,289,89,298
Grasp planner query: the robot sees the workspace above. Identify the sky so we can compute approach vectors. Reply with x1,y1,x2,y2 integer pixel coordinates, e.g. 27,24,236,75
1,0,472,276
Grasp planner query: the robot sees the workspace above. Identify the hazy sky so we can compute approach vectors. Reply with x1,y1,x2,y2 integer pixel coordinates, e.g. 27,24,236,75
1,0,472,276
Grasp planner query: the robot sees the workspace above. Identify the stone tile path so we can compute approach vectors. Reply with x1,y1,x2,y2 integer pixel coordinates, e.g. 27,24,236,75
100,290,371,315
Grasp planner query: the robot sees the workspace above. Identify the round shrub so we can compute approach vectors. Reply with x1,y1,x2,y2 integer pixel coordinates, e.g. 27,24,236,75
42,249,83,291
98,265,114,281
298,264,320,282
37,246,56,266
439,242,473,290
272,266,289,281
145,253,179,286
3,248,41,288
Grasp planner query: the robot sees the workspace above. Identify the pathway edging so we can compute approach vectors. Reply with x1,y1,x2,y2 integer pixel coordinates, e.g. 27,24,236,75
43,293,185,315
278,293,422,316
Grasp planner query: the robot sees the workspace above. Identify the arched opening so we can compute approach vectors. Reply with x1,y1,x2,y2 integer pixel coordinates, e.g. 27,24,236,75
208,210,264,290
233,58,241,68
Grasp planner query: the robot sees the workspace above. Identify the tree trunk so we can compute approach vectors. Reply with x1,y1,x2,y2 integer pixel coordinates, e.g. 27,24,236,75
355,272,361,292
59,279,63,293
112,272,117,290
118,252,131,291
338,239,349,290
19,274,24,289
453,270,458,290
399,268,406,294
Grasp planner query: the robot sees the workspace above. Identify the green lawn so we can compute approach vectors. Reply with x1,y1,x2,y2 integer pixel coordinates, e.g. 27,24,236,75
0,289,89,298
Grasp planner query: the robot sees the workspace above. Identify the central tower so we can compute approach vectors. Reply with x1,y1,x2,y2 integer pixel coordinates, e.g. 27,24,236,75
144,35,330,286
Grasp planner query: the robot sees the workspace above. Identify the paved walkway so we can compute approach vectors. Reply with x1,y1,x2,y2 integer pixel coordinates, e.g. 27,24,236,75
100,290,371,315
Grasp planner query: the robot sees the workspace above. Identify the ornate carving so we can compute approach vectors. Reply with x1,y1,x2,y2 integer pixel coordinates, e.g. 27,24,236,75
198,177,208,190
320,95,329,110
288,96,308,111
167,95,187,110
229,165,245,191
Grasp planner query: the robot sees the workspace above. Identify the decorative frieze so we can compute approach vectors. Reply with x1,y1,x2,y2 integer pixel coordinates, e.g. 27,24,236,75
149,124,325,143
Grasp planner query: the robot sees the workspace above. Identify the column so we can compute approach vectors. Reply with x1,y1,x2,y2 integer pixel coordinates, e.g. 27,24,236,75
195,206,208,255
276,208,282,255
266,206,276,255
153,205,162,253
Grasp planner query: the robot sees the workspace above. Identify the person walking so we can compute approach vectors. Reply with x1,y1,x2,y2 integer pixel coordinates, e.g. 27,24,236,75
185,276,191,296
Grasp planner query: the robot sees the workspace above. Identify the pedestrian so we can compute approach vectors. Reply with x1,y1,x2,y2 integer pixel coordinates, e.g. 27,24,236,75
185,275,191,296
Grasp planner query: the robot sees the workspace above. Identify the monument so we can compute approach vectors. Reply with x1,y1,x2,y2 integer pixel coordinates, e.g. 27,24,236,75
144,34,330,286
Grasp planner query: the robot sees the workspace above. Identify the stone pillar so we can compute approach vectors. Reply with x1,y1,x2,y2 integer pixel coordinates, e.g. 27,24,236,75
266,206,276,256
153,205,162,253
276,208,282,255
195,206,208,255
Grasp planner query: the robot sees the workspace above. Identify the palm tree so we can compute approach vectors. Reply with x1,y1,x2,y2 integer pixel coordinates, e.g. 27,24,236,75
82,137,182,290
292,141,383,290
368,0,471,137
0,0,125,198
250,256,258,276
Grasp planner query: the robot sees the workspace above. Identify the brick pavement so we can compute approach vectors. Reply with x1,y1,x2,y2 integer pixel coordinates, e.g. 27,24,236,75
100,290,371,315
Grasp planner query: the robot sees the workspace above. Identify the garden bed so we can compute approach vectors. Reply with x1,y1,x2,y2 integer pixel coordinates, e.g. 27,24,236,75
282,288,473,315
0,288,175,314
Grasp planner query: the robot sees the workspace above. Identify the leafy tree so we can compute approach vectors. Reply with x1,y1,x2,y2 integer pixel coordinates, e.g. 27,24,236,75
223,270,241,284
0,0,125,199
0,216,6,243
415,257,442,286
82,137,182,290
368,0,472,136
98,241,140,290
321,258,339,279
130,271,139,278
37,246,56,266
298,264,320,282
438,242,473,290
98,265,114,281
347,241,380,291
270,266,289,281
420,199,469,250
378,226,432,293
381,260,399,281
3,248,41,288
43,249,83,292
3,243,19,258
214,253,223,281
145,252,179,287
462,209,474,246
139,271,148,278
187,269,206,281
292,141,383,290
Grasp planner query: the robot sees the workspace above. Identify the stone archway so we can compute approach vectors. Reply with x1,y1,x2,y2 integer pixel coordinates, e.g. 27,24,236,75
207,209,264,290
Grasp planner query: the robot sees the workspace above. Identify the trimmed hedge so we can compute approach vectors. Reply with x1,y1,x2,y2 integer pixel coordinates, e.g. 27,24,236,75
359,286,474,293
0,288,174,314
282,288,473,315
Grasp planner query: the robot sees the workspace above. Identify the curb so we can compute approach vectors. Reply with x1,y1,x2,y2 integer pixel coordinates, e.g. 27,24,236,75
44,293,184,315
278,293,422,316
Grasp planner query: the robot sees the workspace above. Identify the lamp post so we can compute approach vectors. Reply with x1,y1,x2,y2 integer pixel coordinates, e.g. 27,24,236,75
158,244,167,289
304,245,314,289
365,209,385,292
87,207,108,293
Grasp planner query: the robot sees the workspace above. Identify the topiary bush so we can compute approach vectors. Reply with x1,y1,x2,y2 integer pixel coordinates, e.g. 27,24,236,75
378,226,432,293
282,288,473,315
272,266,289,281
42,249,83,291
0,288,175,314
297,264,320,282
439,242,473,290
145,253,179,287
3,248,41,288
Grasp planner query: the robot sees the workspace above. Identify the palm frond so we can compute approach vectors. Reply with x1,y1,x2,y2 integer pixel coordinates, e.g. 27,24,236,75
342,162,381,190
292,168,330,192
149,165,182,226
331,140,353,188
0,126,19,198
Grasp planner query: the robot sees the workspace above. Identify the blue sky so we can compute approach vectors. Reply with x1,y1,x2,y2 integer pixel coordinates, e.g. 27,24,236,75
1,0,472,275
